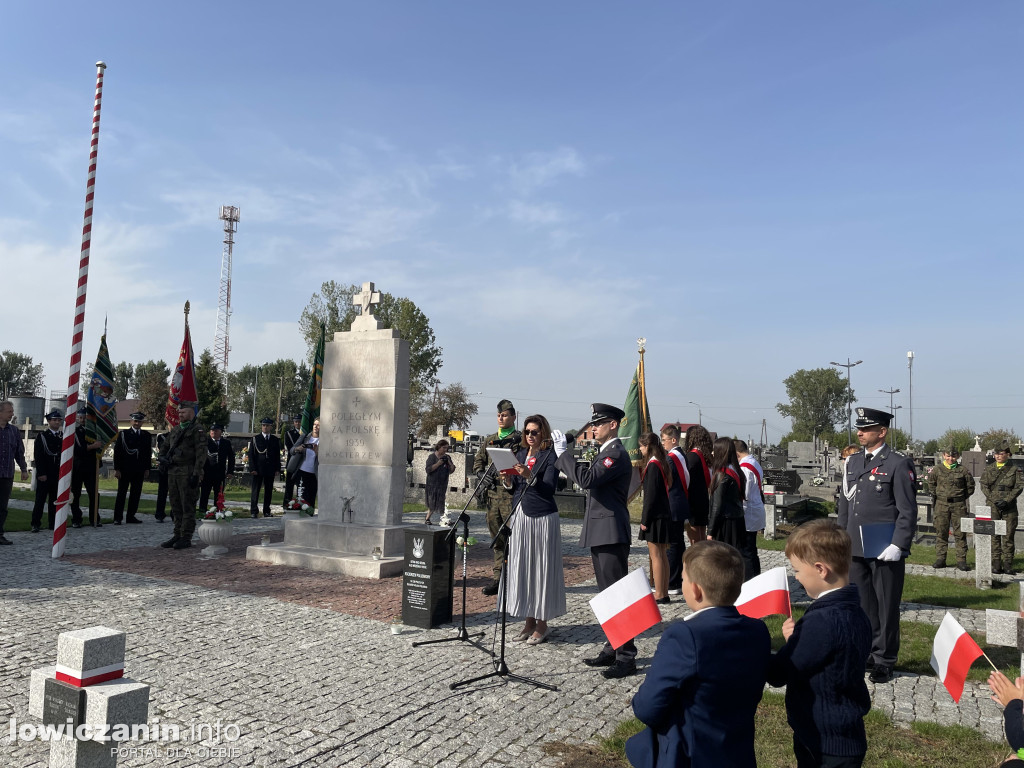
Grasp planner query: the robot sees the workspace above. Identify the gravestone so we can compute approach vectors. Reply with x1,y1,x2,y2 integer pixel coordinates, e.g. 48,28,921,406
961,506,1006,590
401,526,455,628
986,580,1024,674
27,626,149,768
247,281,411,578
762,469,801,495
763,484,777,540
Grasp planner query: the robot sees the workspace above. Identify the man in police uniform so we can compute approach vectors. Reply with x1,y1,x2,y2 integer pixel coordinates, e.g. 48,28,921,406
249,417,281,518
837,406,917,684
553,404,636,679
113,411,152,524
283,415,303,510
981,441,1023,574
159,401,206,550
198,423,235,514
31,410,64,532
70,410,104,528
472,399,520,595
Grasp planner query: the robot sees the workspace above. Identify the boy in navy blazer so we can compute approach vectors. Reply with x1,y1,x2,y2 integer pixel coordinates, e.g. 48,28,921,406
626,541,770,768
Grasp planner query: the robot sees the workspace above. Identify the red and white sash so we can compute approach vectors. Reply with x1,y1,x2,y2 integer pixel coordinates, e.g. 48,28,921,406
691,449,711,487
668,448,690,496
740,461,762,493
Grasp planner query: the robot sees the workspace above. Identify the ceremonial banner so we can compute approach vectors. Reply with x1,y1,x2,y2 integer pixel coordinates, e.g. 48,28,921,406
620,349,652,468
87,334,118,449
930,612,983,703
590,568,661,649
166,304,198,427
301,322,325,434
735,567,791,619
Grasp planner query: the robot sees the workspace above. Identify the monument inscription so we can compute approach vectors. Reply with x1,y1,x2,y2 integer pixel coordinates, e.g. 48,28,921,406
42,678,87,729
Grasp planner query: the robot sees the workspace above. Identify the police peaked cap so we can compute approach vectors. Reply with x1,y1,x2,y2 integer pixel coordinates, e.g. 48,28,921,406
130,411,146,420
584,403,626,427
209,423,225,431
496,399,515,414
853,407,892,429
260,417,274,425
44,409,63,420
292,415,302,422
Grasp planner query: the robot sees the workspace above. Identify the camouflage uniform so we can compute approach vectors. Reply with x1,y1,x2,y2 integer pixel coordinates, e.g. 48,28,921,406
980,457,1023,573
161,418,207,545
925,461,975,567
472,428,520,584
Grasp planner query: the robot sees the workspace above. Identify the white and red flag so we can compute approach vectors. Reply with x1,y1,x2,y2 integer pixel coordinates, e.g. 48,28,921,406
735,566,791,619
930,612,984,702
166,304,198,427
589,568,662,649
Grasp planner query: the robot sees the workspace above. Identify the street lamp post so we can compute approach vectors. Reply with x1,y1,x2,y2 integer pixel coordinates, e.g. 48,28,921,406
688,400,702,426
907,351,915,448
830,358,863,444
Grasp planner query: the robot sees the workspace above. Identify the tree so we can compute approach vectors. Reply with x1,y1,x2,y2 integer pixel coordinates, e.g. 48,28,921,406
0,350,44,398
113,361,134,400
228,359,309,431
887,427,911,453
776,368,852,441
195,349,229,428
980,428,1022,453
298,283,443,430
134,360,171,430
935,427,976,454
417,382,480,439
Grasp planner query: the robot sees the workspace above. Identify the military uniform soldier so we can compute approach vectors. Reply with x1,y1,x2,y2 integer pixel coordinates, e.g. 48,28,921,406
925,447,975,570
198,423,235,513
158,402,206,550
837,406,917,685
31,410,64,532
981,442,1024,574
472,399,520,595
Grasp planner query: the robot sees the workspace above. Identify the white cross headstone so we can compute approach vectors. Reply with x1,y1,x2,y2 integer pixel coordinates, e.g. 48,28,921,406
961,506,1007,590
986,580,1024,674
973,435,983,452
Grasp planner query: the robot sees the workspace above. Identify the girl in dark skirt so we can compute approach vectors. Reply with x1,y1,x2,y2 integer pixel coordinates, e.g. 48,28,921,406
707,436,747,552
638,432,673,604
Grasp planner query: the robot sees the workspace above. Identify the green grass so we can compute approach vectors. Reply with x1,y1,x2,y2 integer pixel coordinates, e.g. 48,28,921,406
580,692,1009,768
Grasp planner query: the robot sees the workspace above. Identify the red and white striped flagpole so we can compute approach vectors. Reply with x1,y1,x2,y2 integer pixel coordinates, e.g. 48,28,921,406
54,61,107,559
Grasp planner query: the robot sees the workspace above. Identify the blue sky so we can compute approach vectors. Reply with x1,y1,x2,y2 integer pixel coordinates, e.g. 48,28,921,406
2,1,1022,443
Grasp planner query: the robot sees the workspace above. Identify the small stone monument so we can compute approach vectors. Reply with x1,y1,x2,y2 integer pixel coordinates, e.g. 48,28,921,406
247,281,410,578
986,580,1024,673
961,505,1006,590
763,485,777,540
27,626,149,768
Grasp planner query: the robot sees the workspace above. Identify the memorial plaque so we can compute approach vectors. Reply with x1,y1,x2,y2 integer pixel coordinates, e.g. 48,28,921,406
974,519,996,536
402,526,455,628
42,678,86,729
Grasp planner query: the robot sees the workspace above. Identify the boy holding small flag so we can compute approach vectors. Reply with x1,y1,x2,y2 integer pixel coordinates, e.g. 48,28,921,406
766,520,871,768
625,541,769,768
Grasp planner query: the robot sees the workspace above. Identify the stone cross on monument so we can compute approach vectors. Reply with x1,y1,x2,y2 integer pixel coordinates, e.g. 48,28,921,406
961,505,1006,590
352,281,382,331
973,435,983,452
1016,439,1024,453
986,580,1024,675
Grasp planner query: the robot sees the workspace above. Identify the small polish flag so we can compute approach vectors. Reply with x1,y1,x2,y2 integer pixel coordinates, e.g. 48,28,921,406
589,569,662,649
930,612,984,702
735,567,791,619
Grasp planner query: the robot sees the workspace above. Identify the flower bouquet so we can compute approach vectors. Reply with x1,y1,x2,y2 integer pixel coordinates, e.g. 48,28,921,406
285,481,315,516
203,491,234,522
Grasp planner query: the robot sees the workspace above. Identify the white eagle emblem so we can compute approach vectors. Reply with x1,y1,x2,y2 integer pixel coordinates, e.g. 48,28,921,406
603,457,614,468
412,537,424,559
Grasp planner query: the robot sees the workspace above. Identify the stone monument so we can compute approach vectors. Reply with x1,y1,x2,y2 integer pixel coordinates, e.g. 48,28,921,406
986,580,1024,674
961,505,1005,590
247,281,410,578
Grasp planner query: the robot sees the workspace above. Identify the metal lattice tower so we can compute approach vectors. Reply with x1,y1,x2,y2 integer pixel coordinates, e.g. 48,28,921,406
214,205,240,398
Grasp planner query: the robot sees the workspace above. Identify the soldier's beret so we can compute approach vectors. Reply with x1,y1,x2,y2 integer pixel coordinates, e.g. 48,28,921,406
496,399,515,414
853,407,892,429
994,441,1013,454
44,409,63,420
260,417,274,425
584,403,626,427
129,411,145,420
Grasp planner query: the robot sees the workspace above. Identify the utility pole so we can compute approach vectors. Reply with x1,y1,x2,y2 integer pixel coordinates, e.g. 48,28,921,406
907,351,915,449
689,400,702,426
830,358,863,444
275,375,286,433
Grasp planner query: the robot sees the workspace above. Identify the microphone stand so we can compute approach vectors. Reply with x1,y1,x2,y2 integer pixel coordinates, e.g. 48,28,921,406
450,466,557,692
412,465,498,652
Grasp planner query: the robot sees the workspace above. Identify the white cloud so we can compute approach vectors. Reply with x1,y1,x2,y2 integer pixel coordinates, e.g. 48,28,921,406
508,147,587,195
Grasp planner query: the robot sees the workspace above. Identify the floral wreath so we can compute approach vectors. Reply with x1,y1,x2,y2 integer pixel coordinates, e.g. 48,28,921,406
204,491,234,522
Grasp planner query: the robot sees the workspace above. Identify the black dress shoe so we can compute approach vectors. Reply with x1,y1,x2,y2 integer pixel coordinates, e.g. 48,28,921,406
865,658,875,673
160,537,180,549
72,523,82,529
481,581,500,596
251,513,259,519
655,596,671,605
868,665,894,684
0,535,12,545
113,521,122,526
93,522,103,528
126,517,142,524
602,661,638,680
583,654,616,668
31,526,40,533
263,512,273,518
172,539,192,549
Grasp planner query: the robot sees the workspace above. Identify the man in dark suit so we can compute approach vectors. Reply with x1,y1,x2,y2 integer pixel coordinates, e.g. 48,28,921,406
249,417,281,517
70,410,104,528
837,406,917,684
553,403,636,679
198,423,235,513
31,410,64,532
154,431,170,522
113,411,152,524
282,415,303,510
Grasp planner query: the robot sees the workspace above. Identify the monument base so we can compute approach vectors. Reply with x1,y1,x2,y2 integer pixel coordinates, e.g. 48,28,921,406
245,543,404,578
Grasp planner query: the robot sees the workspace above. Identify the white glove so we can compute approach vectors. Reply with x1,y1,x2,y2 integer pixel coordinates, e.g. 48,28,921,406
876,544,902,562
551,430,567,457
